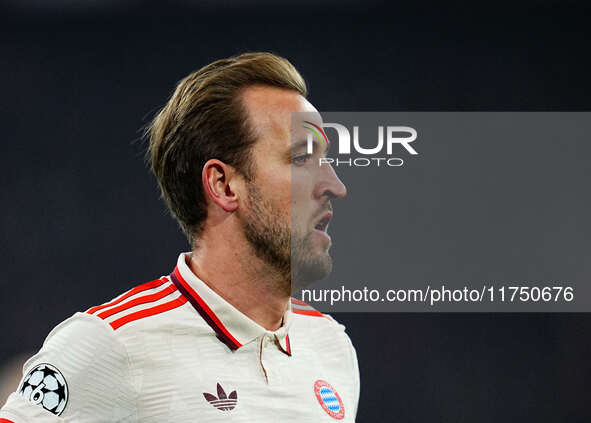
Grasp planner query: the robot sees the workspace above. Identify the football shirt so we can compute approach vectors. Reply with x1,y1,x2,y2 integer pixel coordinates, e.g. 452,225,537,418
1,253,360,422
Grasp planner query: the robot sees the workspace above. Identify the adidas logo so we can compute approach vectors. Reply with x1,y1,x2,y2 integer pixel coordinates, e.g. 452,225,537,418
203,383,238,411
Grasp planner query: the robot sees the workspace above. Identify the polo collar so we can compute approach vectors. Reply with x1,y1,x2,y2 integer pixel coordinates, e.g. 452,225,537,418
170,253,292,356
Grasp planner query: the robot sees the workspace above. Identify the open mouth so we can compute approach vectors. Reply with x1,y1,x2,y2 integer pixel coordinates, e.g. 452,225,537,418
314,213,332,232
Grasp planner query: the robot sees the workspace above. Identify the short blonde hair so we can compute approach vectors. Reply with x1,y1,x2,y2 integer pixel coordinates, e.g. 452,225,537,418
147,52,307,246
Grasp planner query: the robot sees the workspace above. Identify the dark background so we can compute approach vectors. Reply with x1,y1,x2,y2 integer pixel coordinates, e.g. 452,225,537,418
1,1,590,421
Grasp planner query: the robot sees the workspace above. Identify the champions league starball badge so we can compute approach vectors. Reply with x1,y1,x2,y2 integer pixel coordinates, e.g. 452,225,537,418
18,363,68,416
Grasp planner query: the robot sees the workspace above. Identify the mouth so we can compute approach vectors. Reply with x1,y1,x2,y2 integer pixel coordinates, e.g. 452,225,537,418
314,211,333,233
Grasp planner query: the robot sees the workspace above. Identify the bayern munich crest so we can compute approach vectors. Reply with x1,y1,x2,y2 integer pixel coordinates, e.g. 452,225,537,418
18,363,68,416
313,379,345,420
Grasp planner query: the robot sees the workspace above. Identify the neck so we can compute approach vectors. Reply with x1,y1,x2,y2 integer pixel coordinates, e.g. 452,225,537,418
188,226,290,331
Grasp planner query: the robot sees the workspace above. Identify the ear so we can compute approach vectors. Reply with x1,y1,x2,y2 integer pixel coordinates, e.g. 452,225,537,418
202,159,240,213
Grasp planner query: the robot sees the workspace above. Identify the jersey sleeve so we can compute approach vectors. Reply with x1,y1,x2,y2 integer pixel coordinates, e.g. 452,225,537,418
323,313,361,421
344,332,361,420
0,312,136,423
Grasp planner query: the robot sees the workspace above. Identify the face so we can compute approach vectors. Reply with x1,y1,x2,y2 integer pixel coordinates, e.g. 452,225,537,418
238,86,347,293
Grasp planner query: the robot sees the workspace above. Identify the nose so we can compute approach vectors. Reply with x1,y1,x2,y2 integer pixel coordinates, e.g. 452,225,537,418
314,161,347,199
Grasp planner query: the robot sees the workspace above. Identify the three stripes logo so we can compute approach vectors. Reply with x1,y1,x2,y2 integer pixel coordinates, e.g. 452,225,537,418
203,383,238,412
314,380,345,420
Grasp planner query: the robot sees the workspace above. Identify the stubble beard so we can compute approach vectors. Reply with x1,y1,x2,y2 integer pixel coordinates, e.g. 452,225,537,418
241,182,332,295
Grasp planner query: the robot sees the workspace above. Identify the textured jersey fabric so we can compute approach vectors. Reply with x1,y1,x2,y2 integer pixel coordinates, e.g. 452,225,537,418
1,253,360,422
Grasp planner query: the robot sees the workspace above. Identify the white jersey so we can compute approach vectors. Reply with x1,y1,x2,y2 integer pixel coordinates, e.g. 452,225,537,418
1,253,360,422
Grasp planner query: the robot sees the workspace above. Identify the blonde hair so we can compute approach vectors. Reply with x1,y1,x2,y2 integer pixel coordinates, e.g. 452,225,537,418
147,52,307,246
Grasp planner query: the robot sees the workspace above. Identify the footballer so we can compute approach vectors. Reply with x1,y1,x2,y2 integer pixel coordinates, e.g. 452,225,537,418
0,52,360,422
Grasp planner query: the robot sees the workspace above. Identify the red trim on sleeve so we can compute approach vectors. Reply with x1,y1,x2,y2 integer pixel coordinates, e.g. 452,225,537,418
87,277,168,315
290,298,309,306
292,308,324,317
97,284,177,319
110,295,188,330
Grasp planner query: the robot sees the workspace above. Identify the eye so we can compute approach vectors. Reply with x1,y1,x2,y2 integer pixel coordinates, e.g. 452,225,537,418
291,154,312,165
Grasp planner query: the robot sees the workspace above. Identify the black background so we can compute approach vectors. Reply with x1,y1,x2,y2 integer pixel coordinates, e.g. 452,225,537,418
1,1,590,421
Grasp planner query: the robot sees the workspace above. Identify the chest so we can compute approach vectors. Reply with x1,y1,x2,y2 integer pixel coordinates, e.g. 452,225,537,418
129,331,356,422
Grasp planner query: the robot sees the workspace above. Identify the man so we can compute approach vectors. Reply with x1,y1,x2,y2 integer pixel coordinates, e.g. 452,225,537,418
0,52,359,422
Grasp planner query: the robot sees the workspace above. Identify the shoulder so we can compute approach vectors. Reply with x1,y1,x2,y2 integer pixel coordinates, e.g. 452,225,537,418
291,298,342,326
27,311,129,371
0,275,188,423
1,312,136,422
85,276,188,332
290,298,352,346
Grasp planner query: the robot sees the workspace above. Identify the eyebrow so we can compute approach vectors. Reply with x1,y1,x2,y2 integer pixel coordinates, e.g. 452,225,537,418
290,140,308,151
289,138,330,154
